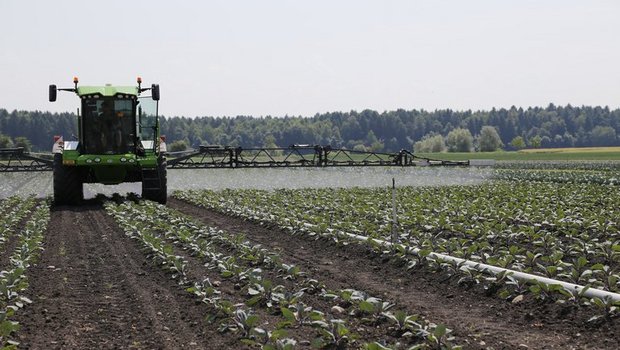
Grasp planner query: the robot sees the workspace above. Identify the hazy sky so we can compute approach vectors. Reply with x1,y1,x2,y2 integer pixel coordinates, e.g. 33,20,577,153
1,0,618,117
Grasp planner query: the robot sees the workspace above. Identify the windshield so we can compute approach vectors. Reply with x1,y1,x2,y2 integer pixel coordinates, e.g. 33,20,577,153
137,97,158,142
82,97,136,154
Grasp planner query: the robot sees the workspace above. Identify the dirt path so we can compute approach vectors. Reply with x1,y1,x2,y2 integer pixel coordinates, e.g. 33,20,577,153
169,197,620,350
15,203,237,349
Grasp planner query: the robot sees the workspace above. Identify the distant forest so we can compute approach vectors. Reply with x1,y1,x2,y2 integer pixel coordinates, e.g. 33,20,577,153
0,104,618,152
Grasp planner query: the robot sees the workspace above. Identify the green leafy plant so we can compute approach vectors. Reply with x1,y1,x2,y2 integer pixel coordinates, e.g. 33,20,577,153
312,319,352,348
219,308,261,337
384,310,420,332
246,279,286,309
587,296,620,322
279,303,325,328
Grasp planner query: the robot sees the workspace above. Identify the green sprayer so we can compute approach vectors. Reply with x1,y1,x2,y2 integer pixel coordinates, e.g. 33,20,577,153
49,77,167,204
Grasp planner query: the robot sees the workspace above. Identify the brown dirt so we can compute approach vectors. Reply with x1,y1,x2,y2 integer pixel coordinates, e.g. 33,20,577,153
169,197,620,350
9,197,619,350
15,202,239,349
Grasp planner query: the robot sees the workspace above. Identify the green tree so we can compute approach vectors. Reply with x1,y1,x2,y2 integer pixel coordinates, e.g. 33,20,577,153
529,135,542,148
0,134,12,148
263,134,278,148
168,140,189,152
413,133,445,153
589,126,617,146
263,134,282,156
370,140,384,152
365,130,378,145
446,128,473,152
13,136,32,152
353,144,367,152
478,126,503,152
510,136,526,150
3,104,620,152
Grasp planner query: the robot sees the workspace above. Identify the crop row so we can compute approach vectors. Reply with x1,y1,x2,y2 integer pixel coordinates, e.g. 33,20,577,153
495,160,620,171
494,169,620,185
173,183,620,311
106,199,462,349
0,199,50,348
0,197,37,248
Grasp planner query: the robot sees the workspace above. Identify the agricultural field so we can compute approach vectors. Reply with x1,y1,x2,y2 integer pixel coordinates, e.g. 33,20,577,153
0,162,618,349
417,146,620,161
0,196,49,348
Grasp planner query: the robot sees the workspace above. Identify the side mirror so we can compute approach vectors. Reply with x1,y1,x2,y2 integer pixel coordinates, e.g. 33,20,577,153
49,85,57,102
151,84,160,101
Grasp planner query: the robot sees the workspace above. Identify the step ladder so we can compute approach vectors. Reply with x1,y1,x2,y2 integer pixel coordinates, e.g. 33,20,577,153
141,168,161,191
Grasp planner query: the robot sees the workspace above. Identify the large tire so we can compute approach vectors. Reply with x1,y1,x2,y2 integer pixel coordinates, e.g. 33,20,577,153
141,158,167,204
53,154,84,205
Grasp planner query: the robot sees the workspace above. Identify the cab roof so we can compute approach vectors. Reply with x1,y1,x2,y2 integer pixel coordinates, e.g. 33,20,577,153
77,86,139,97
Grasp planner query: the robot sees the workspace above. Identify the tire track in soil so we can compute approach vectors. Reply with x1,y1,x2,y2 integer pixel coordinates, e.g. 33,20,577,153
169,197,620,350
15,203,238,349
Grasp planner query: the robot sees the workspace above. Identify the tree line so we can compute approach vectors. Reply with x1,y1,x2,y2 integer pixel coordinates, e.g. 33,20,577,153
0,104,618,152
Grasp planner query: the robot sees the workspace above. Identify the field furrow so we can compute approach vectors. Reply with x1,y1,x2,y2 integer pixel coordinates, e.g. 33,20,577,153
1,164,619,349
106,199,463,349
15,204,238,349
169,195,620,349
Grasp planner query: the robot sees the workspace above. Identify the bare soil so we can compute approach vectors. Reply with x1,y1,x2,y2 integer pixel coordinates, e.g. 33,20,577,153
10,197,619,349
169,197,620,350
15,202,239,349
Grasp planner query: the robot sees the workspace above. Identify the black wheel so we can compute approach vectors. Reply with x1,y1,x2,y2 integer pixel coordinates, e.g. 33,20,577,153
141,158,167,204
53,153,83,205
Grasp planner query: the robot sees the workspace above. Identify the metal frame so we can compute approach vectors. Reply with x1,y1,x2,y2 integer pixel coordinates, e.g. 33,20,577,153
167,145,469,169
1,145,470,172
0,148,53,172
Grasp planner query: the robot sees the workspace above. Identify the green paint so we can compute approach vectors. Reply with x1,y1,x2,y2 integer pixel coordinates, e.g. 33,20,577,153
60,83,162,185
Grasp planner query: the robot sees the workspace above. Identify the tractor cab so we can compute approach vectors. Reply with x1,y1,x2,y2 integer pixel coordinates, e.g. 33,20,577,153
73,82,160,156
48,77,167,205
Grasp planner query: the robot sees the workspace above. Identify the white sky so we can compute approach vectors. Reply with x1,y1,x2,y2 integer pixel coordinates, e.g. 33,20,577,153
1,0,618,117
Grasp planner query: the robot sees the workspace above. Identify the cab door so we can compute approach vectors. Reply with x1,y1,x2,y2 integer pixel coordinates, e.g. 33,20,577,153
137,97,159,152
